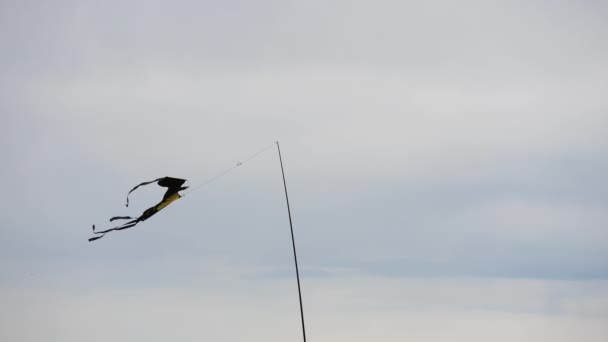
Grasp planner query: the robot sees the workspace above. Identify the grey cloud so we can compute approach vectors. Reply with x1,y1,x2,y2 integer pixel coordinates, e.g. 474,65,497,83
2,0,607,78
2,276,608,341
1,0,607,328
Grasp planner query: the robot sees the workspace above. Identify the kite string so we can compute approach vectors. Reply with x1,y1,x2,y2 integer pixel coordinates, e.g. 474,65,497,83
182,142,277,197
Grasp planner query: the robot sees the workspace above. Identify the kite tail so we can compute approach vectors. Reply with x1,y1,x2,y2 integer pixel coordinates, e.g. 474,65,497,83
125,178,163,207
89,220,139,242
88,233,105,242
110,216,135,222
89,225,105,242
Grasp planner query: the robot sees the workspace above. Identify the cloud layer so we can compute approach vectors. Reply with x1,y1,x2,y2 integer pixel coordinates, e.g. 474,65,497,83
1,0,607,340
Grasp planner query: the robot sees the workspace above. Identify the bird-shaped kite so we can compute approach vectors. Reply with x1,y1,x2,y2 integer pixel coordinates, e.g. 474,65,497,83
89,177,188,242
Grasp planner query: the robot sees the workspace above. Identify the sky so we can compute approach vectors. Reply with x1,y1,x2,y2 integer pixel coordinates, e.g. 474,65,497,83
1,0,607,341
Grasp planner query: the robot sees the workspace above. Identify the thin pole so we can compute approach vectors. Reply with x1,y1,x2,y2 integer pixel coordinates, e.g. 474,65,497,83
276,141,307,342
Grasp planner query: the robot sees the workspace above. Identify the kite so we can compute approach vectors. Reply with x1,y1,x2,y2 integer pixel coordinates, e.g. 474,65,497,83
89,176,188,242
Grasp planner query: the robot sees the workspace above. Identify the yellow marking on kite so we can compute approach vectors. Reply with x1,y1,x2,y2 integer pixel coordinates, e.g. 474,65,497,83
156,193,181,211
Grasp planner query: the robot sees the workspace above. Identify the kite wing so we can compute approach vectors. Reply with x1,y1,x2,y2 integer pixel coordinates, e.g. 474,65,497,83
89,176,188,242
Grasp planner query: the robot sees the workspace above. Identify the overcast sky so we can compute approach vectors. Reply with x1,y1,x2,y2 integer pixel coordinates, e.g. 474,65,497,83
1,0,607,341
